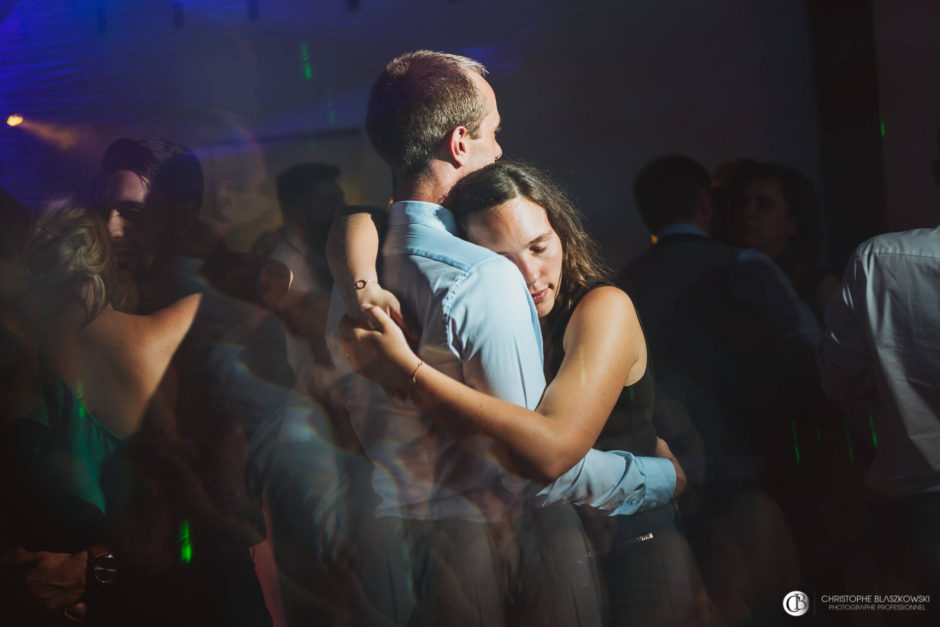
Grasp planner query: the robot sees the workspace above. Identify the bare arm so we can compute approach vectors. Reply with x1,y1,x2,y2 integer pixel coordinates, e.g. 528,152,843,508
341,287,650,482
80,294,202,438
325,208,405,324
147,293,203,360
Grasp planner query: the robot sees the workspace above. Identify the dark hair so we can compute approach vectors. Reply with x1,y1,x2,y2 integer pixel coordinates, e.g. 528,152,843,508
22,204,126,324
711,157,763,239
748,163,820,234
728,160,823,253
99,138,204,213
445,161,609,323
633,155,710,234
366,51,488,179
275,161,341,223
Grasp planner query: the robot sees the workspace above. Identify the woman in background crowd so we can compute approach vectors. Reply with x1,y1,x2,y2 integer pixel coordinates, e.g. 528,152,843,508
713,158,839,321
0,201,201,625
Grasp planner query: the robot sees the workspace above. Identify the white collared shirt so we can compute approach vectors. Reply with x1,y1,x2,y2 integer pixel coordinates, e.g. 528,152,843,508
820,226,940,495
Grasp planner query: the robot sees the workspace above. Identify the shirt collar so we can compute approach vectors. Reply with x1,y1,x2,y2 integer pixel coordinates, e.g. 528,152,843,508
388,200,458,235
657,222,710,238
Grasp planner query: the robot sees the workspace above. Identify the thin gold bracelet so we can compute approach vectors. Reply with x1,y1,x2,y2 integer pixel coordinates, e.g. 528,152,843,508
409,360,424,390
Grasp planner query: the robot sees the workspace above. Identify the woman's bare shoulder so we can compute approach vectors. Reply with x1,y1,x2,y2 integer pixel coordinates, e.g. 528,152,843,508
567,285,638,332
562,284,646,382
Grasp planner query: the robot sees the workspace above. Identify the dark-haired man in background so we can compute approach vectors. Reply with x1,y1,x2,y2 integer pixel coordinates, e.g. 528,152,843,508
95,138,207,313
619,154,825,620
620,155,820,470
621,154,822,490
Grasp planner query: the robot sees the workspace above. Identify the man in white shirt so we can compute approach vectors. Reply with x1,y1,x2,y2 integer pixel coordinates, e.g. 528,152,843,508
819,135,940,593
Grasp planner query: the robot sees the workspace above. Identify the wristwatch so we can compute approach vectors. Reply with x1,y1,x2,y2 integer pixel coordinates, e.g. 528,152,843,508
86,545,118,587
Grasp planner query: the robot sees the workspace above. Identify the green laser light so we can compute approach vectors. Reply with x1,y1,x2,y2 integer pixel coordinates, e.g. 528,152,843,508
180,520,192,564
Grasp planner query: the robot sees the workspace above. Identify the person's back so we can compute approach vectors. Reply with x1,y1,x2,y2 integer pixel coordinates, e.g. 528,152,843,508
623,232,793,486
44,297,197,438
325,52,518,524
819,224,940,615
624,233,800,410
622,232,741,379
1,204,204,625
19,204,200,441
820,225,940,496
621,156,820,623
369,201,542,519
620,156,819,489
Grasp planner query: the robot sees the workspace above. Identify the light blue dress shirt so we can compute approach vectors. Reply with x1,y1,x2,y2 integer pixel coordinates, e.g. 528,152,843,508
330,201,675,521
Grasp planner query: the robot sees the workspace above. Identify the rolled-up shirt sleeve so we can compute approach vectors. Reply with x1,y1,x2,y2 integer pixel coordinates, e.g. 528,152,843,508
533,449,676,516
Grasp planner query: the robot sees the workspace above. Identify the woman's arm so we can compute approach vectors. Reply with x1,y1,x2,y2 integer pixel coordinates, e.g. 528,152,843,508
325,208,404,323
341,286,644,482
87,294,202,438
146,293,203,363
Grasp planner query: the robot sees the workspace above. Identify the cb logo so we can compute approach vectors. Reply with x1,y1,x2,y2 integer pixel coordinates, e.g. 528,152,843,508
783,590,809,617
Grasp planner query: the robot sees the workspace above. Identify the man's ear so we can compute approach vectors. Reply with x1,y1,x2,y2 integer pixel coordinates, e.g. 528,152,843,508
445,125,471,166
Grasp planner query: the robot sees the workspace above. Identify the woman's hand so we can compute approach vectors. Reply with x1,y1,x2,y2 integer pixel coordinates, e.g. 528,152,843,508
339,305,422,399
654,437,687,499
350,281,419,343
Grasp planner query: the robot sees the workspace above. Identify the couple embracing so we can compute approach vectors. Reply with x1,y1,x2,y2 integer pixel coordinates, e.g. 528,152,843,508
326,50,696,627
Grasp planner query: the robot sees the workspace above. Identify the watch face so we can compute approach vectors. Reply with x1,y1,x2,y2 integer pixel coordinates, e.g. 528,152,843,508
92,553,118,585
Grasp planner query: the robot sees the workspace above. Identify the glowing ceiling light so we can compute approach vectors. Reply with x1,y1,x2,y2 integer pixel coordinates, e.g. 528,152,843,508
7,115,23,126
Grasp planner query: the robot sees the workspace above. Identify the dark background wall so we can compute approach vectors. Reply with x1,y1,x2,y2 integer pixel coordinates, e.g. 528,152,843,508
1,0,918,273
872,0,940,231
